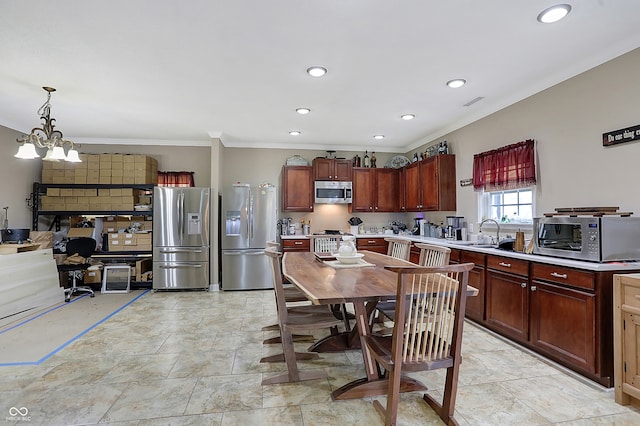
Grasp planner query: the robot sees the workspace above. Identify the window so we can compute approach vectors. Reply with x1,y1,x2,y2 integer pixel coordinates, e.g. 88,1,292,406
480,187,534,224
474,139,536,226
157,171,194,187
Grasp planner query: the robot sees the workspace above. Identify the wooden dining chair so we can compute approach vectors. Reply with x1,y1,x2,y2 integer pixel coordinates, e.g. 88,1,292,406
375,242,452,325
309,235,355,330
262,248,342,384
262,240,318,354
363,263,474,426
385,237,412,261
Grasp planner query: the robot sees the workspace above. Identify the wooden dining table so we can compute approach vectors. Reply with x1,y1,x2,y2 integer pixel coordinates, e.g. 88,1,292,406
282,249,477,400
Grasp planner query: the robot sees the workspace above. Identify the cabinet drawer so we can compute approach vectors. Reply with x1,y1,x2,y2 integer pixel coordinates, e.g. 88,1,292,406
531,263,594,291
357,238,386,247
449,248,462,263
487,255,529,276
461,250,486,266
282,238,310,251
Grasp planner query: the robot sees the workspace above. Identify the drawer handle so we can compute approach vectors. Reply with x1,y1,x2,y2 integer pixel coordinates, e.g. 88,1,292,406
498,262,511,268
531,285,537,292
550,272,567,279
368,240,376,244
294,241,303,245
520,282,527,288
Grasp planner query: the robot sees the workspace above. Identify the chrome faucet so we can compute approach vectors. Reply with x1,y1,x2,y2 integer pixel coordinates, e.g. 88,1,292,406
479,218,500,245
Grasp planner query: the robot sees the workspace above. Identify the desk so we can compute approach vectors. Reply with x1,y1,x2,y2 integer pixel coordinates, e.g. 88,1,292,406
283,250,477,400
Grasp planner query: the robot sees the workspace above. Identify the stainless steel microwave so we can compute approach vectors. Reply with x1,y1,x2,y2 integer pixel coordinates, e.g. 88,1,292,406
314,181,352,204
533,216,640,262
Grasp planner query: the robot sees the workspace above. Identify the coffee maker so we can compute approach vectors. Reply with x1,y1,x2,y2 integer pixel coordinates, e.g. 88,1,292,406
445,216,465,240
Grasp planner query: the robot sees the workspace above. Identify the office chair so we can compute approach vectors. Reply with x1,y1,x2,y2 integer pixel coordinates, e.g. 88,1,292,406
58,237,97,302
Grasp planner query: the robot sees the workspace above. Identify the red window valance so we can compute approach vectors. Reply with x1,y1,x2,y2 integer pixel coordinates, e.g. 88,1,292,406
473,139,536,191
157,171,195,187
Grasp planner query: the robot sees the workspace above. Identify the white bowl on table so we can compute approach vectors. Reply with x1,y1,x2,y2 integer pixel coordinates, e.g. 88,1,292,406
335,253,365,264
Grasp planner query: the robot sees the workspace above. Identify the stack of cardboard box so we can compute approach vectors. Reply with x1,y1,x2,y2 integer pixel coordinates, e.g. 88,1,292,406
41,153,158,185
40,187,150,211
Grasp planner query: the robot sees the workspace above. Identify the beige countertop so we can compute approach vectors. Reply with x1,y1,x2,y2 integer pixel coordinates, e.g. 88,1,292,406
280,233,640,272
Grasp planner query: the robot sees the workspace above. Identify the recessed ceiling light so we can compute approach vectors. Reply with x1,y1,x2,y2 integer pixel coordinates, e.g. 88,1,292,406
373,135,385,140
537,4,571,23
401,114,415,120
289,131,301,136
296,108,311,114
306,66,327,77
446,79,466,88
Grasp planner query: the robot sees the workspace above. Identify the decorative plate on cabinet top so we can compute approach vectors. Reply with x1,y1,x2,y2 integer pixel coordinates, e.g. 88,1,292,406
385,155,411,169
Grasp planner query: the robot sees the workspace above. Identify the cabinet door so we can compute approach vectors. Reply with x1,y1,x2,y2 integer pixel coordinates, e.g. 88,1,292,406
420,157,438,211
486,269,529,342
374,168,398,212
403,162,421,211
282,166,313,212
420,154,456,211
351,168,373,212
466,264,486,322
398,167,407,212
313,158,333,180
461,251,486,323
334,159,352,181
530,280,596,373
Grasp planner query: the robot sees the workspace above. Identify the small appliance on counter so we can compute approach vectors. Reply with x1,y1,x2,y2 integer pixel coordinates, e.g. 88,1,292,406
445,216,465,240
533,215,640,262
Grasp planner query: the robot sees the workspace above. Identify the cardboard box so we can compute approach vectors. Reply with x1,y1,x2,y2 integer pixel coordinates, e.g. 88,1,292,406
67,228,94,238
84,269,102,284
135,259,152,281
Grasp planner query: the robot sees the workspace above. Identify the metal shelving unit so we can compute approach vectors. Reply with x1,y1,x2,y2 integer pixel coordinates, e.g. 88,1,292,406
32,182,155,288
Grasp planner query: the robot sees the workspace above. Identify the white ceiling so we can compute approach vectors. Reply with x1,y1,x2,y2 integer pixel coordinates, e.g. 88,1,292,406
1,1,639,153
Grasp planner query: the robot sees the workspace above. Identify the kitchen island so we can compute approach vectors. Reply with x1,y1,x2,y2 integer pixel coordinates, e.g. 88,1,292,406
281,233,640,387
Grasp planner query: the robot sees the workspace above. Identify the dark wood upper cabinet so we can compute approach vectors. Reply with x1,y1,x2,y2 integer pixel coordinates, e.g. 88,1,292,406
313,158,352,181
351,168,398,212
402,154,456,212
282,166,313,212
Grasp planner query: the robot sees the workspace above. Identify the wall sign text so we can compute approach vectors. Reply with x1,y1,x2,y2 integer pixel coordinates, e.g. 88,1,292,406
603,124,640,147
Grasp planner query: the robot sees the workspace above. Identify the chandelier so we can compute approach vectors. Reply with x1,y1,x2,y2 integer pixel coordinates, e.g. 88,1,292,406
14,86,81,162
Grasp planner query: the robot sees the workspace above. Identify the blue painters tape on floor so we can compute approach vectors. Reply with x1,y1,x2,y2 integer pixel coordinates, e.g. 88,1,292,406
0,289,150,367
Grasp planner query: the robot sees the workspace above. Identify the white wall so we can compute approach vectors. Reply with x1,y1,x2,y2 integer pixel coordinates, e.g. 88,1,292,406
1,126,41,230
412,47,640,227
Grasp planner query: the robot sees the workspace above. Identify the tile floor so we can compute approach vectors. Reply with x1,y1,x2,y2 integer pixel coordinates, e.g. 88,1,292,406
1,289,639,425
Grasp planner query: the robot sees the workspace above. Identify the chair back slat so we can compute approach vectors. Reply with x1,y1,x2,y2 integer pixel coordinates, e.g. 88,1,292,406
312,236,339,253
387,264,473,364
415,242,451,267
385,237,411,260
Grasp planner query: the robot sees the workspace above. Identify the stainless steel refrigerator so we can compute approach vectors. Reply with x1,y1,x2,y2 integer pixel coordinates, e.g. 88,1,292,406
153,187,210,290
221,183,277,290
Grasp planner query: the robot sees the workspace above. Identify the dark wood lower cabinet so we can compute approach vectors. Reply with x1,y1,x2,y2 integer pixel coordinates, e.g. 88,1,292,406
486,270,529,341
530,281,595,373
461,251,485,322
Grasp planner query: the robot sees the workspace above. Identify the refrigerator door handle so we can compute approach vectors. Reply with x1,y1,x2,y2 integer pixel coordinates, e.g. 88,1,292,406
248,187,253,241
159,249,204,253
159,264,203,269
224,251,264,256
178,191,184,245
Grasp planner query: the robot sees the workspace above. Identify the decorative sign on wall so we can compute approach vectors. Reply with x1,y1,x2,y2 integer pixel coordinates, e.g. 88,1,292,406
602,124,640,147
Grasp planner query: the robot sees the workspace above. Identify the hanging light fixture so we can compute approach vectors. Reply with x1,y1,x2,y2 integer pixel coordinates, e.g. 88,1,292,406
15,86,81,162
